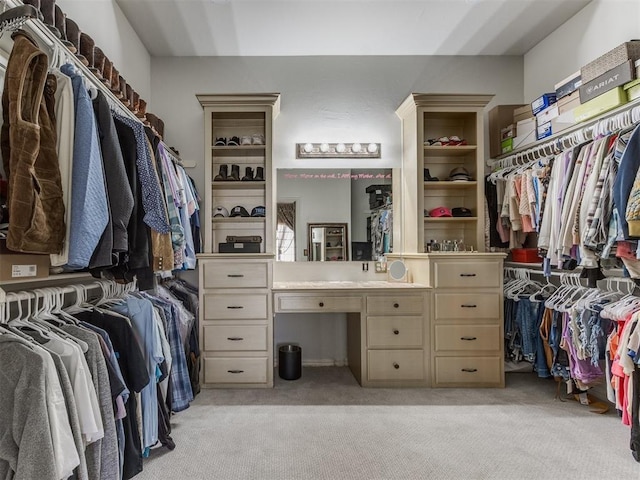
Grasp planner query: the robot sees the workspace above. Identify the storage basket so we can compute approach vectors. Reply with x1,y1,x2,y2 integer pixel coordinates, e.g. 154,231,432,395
581,40,640,83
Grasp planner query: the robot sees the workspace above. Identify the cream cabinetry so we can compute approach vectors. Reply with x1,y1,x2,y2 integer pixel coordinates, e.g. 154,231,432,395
273,287,429,388
394,253,505,388
395,94,493,254
199,257,273,387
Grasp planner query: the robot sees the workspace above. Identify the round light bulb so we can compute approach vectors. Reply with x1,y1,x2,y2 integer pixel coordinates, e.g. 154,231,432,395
352,143,362,153
367,143,378,153
303,143,314,153
336,143,346,153
320,143,330,153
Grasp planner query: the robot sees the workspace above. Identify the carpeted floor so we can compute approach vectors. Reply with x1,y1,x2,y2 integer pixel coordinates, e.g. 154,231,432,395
139,367,638,479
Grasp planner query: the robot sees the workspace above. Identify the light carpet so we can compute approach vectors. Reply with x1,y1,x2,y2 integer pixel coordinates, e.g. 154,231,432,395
139,368,638,479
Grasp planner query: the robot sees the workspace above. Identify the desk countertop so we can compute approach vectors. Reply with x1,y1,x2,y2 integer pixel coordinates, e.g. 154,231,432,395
272,281,429,291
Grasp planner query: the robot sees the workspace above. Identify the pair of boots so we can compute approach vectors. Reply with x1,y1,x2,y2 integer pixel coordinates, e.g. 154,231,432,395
214,165,264,181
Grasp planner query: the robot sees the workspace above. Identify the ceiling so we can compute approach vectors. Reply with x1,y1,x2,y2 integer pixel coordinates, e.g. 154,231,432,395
115,0,593,57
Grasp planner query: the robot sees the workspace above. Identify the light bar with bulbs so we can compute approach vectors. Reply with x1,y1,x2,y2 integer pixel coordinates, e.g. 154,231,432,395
296,142,381,158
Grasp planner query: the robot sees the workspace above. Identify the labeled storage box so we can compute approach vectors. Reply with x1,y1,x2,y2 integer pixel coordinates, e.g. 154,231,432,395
488,104,524,158
536,104,559,125
554,71,582,99
531,93,557,115
0,240,50,281
512,118,537,150
581,40,640,83
536,121,553,141
218,242,261,253
573,86,627,123
513,104,534,123
558,90,581,115
624,78,640,102
501,137,513,154
579,60,635,103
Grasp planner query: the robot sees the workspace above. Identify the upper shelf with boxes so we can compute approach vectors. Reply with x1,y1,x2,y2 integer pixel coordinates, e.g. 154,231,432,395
490,39,640,160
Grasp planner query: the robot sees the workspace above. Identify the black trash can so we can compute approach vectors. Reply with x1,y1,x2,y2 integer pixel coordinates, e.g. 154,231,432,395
278,344,302,380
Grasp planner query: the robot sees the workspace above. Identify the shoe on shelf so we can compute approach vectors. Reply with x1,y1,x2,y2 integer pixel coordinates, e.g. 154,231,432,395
254,166,264,181
54,4,74,51
240,136,252,145
228,164,240,181
252,133,265,145
242,167,254,181
214,164,228,181
424,168,439,182
215,137,227,146
448,135,468,146
228,136,240,146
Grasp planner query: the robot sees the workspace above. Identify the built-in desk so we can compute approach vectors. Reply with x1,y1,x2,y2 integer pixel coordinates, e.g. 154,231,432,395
273,281,430,387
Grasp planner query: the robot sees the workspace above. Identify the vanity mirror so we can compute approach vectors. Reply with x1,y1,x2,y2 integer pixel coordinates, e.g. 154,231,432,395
276,168,392,262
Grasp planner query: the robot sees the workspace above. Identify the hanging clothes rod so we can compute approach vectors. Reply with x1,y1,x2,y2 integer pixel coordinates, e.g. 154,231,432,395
488,96,640,169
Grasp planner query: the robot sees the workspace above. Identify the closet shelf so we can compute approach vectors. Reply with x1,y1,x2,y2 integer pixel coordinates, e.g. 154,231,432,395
424,217,477,222
424,181,478,188
424,145,477,157
211,217,265,223
211,181,265,190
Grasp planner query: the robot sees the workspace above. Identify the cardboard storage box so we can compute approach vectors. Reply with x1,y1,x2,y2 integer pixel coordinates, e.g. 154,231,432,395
512,118,537,150
531,93,557,115
558,90,581,115
513,104,534,123
581,40,640,83
579,60,635,103
573,86,628,123
218,242,261,253
536,104,559,125
554,71,582,99
0,240,50,281
624,78,640,102
488,104,524,158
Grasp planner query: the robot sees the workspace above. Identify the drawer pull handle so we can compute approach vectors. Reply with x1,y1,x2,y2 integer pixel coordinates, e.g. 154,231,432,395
460,336,477,341
393,362,400,369
227,306,244,309
319,302,324,307
461,368,478,373
460,273,477,277
461,304,477,308
393,303,399,308
227,369,244,374
227,337,244,341
393,329,399,335
227,274,244,278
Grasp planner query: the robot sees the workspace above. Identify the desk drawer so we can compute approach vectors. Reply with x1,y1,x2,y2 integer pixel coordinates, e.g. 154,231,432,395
434,293,499,319
433,261,501,288
204,294,268,320
367,295,423,315
204,325,268,352
367,349,424,381
275,294,362,312
433,356,502,386
434,324,500,352
203,357,268,384
367,316,423,348
202,261,268,289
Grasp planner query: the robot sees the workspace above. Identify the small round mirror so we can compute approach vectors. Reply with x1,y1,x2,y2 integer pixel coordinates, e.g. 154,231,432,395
388,260,407,281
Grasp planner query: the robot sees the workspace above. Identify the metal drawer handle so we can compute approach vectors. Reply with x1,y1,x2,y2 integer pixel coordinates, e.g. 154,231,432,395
227,274,244,278
461,368,478,373
319,302,324,307
393,302,399,308
393,329,399,335
461,304,477,308
227,306,244,309
227,337,244,341
227,369,244,374
393,362,400,369
460,273,477,277
460,336,477,341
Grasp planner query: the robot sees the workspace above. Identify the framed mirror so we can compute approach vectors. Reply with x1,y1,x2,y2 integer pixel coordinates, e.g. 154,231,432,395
276,168,392,262
308,223,348,261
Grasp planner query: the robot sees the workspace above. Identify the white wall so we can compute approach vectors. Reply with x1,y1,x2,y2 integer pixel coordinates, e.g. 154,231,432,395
56,0,151,101
524,0,640,102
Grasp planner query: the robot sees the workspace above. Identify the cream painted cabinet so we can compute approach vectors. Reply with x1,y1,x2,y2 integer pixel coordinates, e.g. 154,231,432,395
199,258,273,387
395,93,493,254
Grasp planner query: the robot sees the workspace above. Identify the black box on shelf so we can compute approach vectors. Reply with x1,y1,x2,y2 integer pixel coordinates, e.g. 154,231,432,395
218,242,261,253
366,184,392,209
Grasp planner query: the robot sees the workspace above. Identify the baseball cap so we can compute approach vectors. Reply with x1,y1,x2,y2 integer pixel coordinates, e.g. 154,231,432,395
429,206,452,218
448,167,472,181
230,205,250,217
251,206,266,217
213,206,229,217
452,207,473,217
